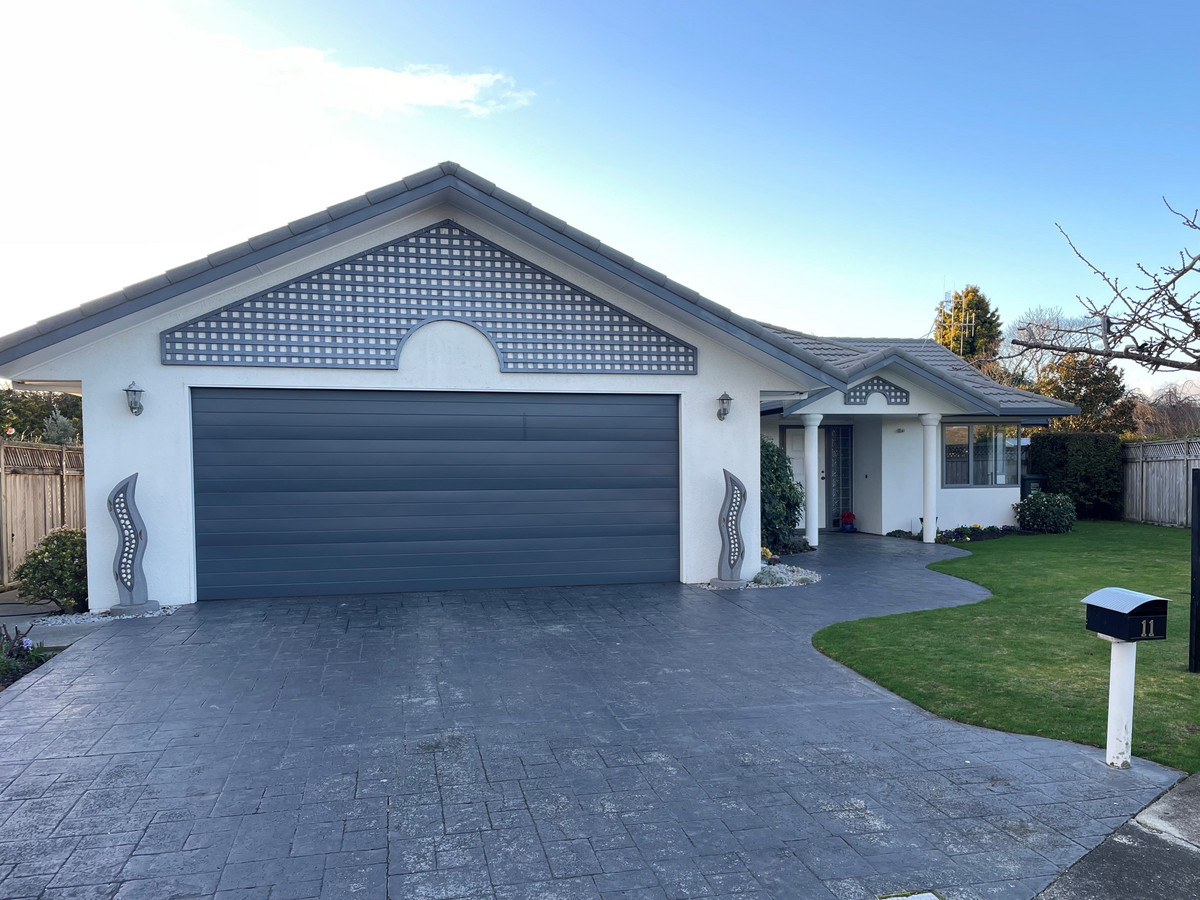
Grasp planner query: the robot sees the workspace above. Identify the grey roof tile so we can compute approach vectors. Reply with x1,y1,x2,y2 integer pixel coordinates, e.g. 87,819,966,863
559,224,602,252
206,242,254,268
247,225,295,252
287,210,334,236
325,195,371,219
122,274,171,301
489,187,533,215
79,290,131,317
454,167,495,195
165,258,214,285
0,324,43,354
35,308,85,335
763,326,1076,414
396,164,445,193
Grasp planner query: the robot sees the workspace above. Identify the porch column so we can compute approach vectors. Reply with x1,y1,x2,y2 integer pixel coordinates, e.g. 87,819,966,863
919,413,941,543
801,414,822,547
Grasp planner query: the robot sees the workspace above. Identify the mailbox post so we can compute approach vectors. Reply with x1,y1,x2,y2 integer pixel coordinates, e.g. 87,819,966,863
1081,588,1168,768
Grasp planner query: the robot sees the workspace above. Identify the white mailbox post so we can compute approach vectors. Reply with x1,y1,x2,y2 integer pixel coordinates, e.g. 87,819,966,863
1080,588,1169,769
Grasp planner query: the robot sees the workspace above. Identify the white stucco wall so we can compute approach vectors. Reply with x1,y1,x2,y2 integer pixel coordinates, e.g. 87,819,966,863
7,204,804,609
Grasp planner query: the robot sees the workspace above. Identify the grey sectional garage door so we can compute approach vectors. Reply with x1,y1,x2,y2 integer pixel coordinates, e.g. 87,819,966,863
192,388,679,600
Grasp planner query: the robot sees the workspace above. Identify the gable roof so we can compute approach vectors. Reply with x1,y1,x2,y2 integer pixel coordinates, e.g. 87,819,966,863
0,161,1077,420
0,162,845,389
761,325,1080,417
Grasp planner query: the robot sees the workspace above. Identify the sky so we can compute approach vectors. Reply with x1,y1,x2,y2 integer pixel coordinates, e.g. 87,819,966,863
1,0,1195,391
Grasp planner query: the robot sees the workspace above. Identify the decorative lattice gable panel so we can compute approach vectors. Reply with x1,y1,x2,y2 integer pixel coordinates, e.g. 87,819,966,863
161,221,697,373
845,375,910,405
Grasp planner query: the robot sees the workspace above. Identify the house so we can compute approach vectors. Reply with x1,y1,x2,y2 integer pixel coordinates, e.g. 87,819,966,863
0,163,1076,610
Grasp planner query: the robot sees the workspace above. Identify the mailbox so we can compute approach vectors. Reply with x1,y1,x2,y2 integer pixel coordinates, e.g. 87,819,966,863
1082,588,1168,642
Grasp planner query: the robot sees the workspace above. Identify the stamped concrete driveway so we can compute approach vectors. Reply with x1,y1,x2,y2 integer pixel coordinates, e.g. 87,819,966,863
0,535,1178,900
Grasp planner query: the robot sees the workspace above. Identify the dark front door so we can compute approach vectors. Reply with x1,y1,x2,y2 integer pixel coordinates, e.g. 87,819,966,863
825,424,853,529
191,388,680,599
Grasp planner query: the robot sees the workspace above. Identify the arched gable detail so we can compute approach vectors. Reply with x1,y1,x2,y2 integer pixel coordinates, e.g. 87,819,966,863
161,221,697,374
845,375,910,405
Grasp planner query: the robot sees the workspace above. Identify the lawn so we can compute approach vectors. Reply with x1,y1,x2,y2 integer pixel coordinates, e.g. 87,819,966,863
813,520,1200,773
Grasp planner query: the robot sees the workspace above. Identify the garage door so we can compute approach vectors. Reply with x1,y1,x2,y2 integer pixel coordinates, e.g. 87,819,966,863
192,388,679,600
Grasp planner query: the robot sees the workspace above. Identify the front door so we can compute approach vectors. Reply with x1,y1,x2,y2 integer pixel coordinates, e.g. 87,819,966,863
825,425,853,529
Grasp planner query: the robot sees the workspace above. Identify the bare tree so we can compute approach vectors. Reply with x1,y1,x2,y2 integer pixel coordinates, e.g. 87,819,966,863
991,306,1088,386
1011,201,1200,372
1132,383,1200,438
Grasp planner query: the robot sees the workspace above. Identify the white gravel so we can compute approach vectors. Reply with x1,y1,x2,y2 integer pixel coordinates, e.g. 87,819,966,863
31,606,179,626
699,564,821,590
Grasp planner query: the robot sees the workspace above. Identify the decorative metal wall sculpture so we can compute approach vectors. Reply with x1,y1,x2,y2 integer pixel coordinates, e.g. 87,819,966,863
107,474,158,614
713,469,747,586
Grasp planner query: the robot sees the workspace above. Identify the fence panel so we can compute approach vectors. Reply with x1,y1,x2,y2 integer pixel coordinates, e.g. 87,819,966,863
1122,440,1200,527
0,440,86,587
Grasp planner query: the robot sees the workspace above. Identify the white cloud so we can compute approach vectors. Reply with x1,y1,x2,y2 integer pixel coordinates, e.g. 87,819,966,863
0,1,532,334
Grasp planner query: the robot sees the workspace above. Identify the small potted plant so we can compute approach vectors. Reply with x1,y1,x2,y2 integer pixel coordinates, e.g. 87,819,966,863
840,511,856,533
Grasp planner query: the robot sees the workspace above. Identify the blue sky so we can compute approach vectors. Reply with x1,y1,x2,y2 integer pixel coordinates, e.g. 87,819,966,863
1,0,1194,389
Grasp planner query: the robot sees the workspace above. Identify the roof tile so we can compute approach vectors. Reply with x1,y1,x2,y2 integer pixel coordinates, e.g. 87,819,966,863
165,258,214,285
287,210,334,236
247,226,294,252
122,274,171,301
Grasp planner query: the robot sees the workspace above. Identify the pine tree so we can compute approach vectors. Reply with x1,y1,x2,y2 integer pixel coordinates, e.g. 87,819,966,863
934,285,1003,365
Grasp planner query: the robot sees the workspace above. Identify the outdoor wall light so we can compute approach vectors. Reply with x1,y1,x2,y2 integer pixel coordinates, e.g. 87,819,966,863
717,392,733,421
124,382,145,416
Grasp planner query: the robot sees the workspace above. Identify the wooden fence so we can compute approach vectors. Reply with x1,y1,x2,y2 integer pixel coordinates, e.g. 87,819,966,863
0,440,85,588
1122,439,1200,527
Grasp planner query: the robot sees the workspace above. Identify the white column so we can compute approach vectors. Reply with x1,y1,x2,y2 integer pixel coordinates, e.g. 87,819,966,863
1105,637,1137,768
919,413,941,543
801,414,822,547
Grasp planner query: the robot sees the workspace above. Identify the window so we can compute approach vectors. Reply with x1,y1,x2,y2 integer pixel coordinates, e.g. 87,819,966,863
944,423,1024,487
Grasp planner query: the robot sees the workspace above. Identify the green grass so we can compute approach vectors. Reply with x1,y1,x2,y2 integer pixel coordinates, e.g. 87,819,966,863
813,521,1200,773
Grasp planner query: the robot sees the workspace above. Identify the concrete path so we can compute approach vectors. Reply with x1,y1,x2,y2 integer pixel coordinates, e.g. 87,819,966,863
0,534,1180,899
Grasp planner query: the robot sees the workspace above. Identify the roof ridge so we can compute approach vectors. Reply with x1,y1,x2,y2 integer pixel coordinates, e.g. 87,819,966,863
0,163,849,388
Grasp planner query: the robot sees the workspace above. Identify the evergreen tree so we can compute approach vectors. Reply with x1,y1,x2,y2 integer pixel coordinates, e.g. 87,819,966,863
934,285,1003,365
1034,353,1136,434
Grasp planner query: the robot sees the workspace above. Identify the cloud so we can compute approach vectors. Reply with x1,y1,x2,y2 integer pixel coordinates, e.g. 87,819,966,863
0,1,534,332
258,50,534,117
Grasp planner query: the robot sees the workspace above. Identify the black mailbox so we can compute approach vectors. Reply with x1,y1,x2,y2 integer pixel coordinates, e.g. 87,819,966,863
1021,474,1046,499
1081,588,1168,642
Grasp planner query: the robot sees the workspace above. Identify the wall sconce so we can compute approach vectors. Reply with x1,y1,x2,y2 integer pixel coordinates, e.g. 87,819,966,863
896,427,906,433
717,392,733,421
124,382,145,417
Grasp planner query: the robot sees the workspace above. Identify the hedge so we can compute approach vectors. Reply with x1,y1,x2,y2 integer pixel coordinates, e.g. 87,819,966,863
1028,431,1122,519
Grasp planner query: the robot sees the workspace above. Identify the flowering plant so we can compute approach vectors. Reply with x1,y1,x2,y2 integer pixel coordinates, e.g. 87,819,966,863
840,511,856,525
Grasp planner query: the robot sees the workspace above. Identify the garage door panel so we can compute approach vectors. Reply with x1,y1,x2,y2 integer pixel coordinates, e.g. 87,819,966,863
193,389,679,600
198,531,679,559
195,486,680,508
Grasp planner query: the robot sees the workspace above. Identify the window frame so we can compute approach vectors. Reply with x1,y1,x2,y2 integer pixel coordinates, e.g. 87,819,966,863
942,422,1025,489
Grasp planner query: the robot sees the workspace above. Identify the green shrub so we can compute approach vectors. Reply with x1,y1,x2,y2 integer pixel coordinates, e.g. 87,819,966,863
1013,492,1076,534
760,436,804,550
14,528,88,613
1028,432,1123,519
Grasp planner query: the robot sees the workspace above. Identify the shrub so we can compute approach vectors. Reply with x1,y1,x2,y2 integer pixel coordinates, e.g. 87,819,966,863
14,528,88,614
1013,492,1076,534
1028,432,1123,519
760,436,804,550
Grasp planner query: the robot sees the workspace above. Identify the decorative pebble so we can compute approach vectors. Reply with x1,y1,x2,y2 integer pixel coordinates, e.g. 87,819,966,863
32,606,179,626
